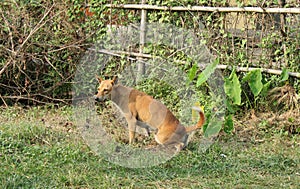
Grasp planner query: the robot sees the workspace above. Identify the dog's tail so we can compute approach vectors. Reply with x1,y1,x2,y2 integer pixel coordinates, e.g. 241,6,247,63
185,106,205,133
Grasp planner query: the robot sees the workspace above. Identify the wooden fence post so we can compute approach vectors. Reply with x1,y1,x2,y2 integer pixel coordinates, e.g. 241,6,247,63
137,0,147,81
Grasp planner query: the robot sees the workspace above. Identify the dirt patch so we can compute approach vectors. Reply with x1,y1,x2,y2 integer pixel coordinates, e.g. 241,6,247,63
232,109,300,143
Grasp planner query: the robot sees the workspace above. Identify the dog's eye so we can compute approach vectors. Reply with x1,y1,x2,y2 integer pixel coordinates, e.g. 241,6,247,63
103,89,110,94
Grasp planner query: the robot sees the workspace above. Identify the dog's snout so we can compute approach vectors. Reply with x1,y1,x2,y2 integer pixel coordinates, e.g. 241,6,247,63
94,94,106,102
94,95,101,101
93,95,98,100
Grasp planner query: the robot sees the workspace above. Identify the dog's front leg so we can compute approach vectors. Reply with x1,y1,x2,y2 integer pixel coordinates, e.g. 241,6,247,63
124,114,137,144
128,120,137,144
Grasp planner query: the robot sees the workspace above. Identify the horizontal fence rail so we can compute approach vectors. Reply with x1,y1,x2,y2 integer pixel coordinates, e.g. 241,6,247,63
106,4,300,14
92,48,300,78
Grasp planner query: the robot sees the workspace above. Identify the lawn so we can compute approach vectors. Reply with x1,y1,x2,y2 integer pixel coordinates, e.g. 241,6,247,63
0,106,299,188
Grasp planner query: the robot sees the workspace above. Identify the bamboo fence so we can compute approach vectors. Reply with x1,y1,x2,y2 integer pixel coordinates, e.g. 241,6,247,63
104,3,300,78
137,0,147,79
106,4,300,14
92,49,300,78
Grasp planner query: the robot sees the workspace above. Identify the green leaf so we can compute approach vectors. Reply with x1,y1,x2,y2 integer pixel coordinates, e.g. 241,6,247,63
224,70,241,105
261,81,271,97
243,69,263,97
225,99,235,113
224,114,234,134
280,68,289,82
196,58,219,87
188,64,198,82
204,120,222,138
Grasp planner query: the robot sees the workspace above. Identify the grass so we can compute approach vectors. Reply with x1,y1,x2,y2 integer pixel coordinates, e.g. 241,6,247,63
0,106,299,188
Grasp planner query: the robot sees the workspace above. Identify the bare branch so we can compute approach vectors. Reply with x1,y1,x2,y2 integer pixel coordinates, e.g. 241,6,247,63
2,95,70,105
0,9,15,53
0,4,55,77
44,56,65,79
0,59,13,76
0,95,8,107
18,4,55,51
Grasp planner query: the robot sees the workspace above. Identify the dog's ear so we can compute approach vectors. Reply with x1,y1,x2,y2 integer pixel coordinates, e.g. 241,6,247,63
111,75,118,85
95,75,103,84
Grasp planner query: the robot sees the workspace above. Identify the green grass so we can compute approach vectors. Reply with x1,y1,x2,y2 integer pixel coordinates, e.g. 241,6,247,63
0,106,299,188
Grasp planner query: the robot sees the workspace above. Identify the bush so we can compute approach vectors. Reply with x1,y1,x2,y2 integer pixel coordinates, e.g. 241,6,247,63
0,0,107,105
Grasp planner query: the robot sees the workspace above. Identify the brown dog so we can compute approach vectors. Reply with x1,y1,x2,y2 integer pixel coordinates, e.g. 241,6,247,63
94,76,205,151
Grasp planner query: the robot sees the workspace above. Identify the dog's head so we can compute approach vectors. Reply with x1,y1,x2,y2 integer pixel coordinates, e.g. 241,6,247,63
94,76,118,102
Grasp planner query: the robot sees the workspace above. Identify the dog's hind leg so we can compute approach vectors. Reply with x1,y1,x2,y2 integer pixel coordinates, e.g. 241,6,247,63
137,120,151,137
